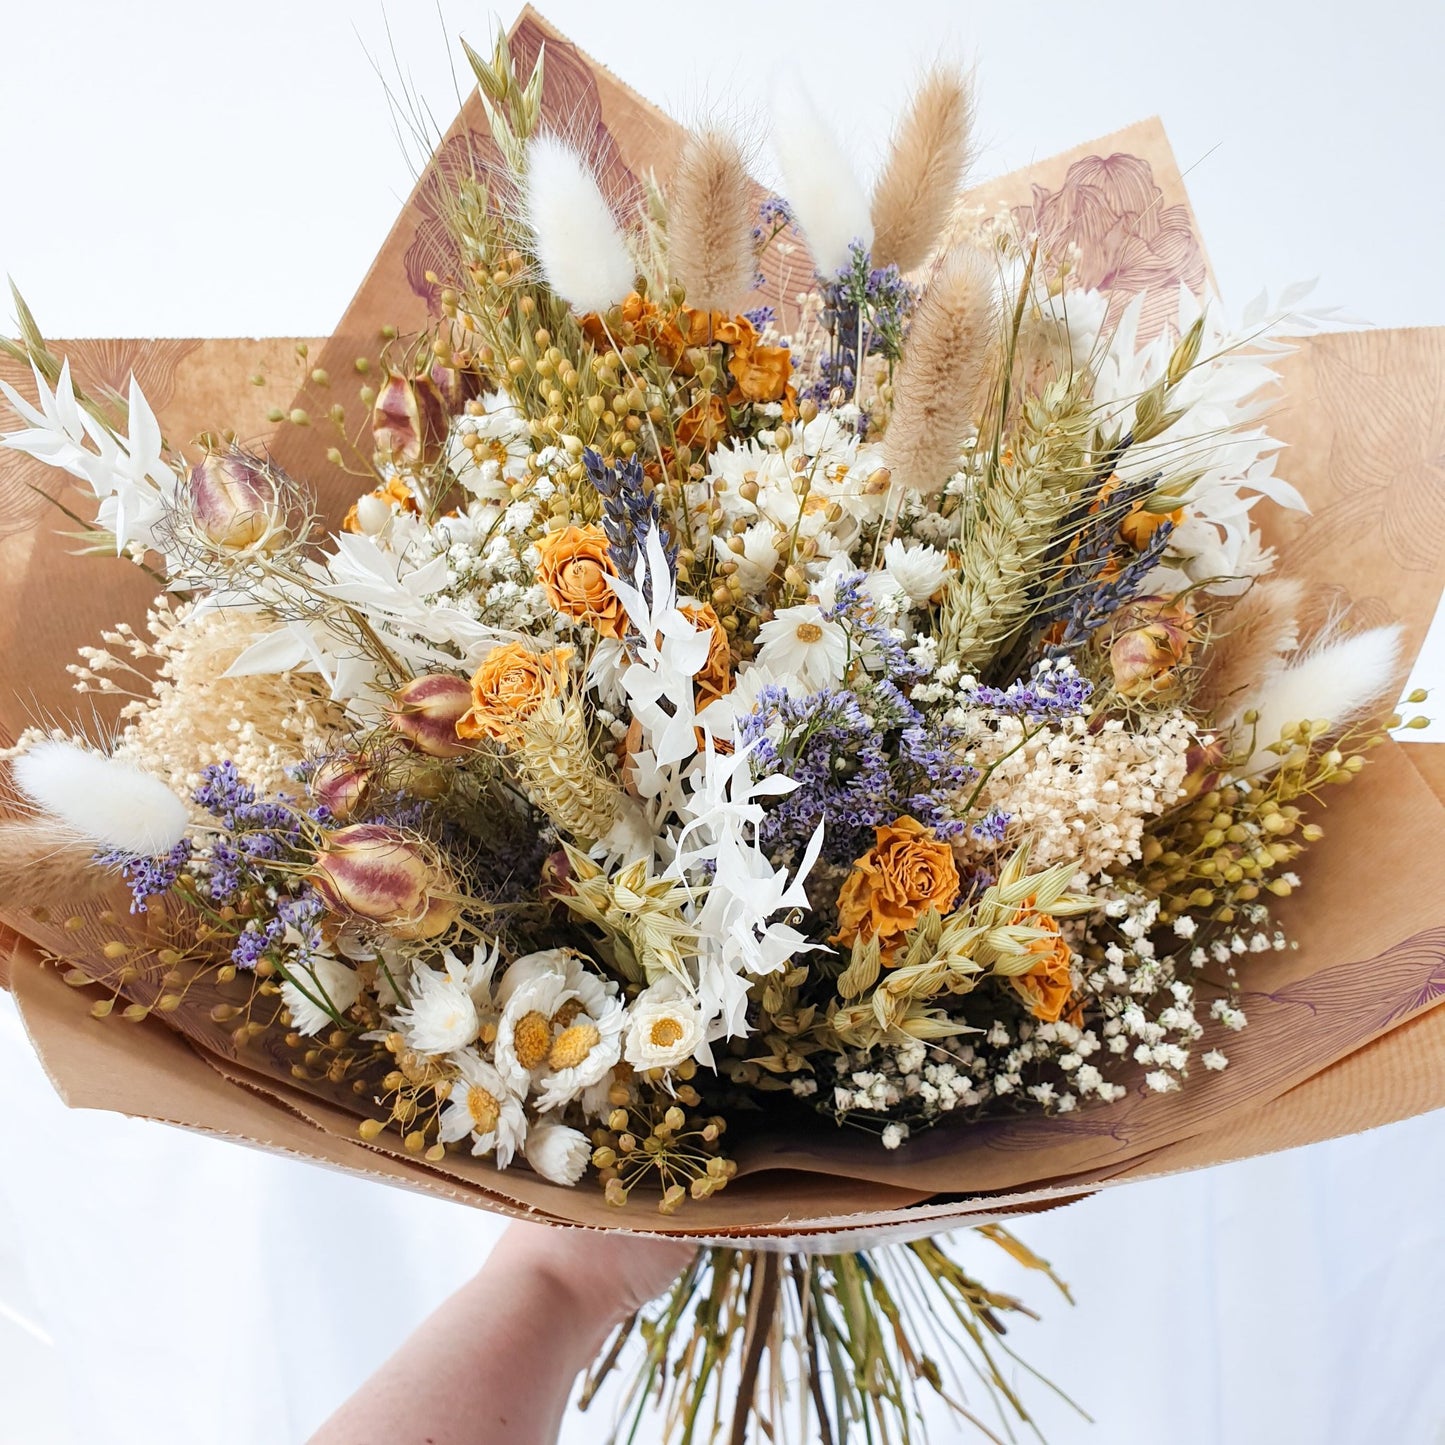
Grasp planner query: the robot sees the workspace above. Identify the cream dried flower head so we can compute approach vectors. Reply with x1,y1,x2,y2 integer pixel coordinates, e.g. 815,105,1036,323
281,955,362,1037
624,976,706,1071
395,964,482,1056
439,1050,527,1167
523,1120,592,1186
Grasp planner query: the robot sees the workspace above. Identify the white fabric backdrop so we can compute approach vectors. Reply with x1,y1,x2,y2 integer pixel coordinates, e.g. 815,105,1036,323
1,2,1443,1440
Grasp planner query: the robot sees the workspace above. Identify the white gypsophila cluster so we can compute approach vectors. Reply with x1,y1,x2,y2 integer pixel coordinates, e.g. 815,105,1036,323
953,710,1195,875
397,503,553,634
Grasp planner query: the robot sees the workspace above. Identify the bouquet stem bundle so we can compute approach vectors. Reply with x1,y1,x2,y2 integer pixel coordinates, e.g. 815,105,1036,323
587,1232,1080,1444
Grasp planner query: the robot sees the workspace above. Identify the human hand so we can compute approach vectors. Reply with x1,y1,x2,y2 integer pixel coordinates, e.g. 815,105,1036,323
490,1220,698,1328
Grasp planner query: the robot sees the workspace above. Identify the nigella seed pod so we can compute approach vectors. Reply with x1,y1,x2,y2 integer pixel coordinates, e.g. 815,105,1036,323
429,359,484,414
187,448,287,551
308,824,458,940
387,675,475,759
1109,595,1197,698
310,756,373,822
372,371,449,469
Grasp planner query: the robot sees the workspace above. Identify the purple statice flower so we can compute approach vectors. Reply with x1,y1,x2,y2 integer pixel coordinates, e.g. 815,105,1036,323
964,664,1093,721
192,762,308,905
821,570,922,683
581,449,677,602
740,680,972,864
806,240,919,410
231,890,326,972
754,195,793,240
96,838,194,914
743,305,777,329
970,807,1012,844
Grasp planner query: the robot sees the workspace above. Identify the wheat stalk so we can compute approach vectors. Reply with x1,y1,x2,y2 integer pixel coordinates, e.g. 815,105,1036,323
937,375,1097,674
511,690,621,843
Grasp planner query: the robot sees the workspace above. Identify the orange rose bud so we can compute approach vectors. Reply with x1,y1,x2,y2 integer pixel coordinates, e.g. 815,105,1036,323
187,448,287,551
372,370,449,469
1009,908,1076,1022
310,755,373,822
1109,595,1196,698
1118,499,1183,551
680,601,733,705
831,816,961,960
308,824,457,940
387,674,475,759
458,643,573,741
534,526,629,638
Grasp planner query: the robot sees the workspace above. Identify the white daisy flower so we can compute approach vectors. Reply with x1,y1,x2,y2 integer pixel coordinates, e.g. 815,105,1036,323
281,955,362,1037
494,970,576,1092
438,1050,527,1167
624,977,706,1072
882,538,950,606
394,966,481,1056
533,994,627,1113
523,1121,592,1186
495,947,580,1007
755,603,849,691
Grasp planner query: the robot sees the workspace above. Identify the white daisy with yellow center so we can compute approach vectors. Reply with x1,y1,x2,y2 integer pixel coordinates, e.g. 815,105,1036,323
624,976,705,1072
755,603,849,691
532,992,627,1114
437,1050,527,1167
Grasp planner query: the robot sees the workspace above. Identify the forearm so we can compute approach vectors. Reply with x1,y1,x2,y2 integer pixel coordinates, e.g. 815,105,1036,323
310,1237,620,1445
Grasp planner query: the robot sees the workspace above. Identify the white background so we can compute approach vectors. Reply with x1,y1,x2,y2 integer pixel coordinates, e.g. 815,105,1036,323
1,1,1444,1441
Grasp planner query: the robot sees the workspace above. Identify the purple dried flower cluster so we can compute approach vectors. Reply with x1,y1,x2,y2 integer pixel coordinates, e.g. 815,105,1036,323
97,839,194,914
582,449,676,600
969,807,1012,844
230,891,326,972
804,240,919,408
193,762,307,904
1054,520,1177,652
740,681,972,863
964,664,1093,721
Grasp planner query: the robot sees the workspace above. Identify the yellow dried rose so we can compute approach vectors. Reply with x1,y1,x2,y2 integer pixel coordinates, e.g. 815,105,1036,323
458,643,573,741
831,816,961,961
535,526,629,639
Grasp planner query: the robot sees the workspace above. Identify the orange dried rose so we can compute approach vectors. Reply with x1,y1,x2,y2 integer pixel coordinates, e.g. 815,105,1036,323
458,643,573,741
680,601,733,705
831,816,961,960
728,340,794,404
679,308,756,349
1008,906,1076,1023
675,393,730,452
535,525,629,638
